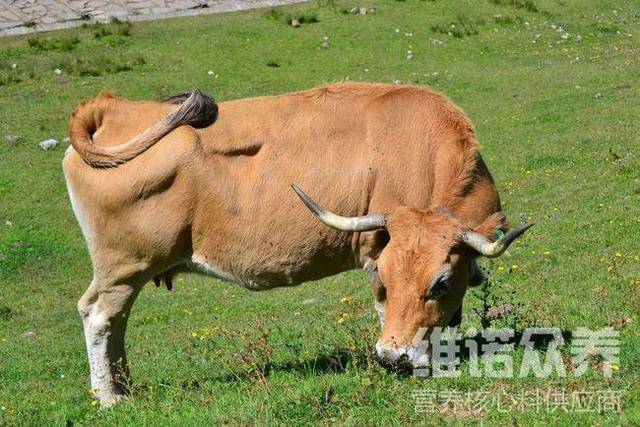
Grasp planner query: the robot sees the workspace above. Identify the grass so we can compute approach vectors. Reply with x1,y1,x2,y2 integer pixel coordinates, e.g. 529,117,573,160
0,0,638,424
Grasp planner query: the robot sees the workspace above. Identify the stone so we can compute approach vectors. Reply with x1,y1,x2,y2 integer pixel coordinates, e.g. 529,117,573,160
290,19,300,28
39,138,58,150
1,0,307,37
4,135,22,144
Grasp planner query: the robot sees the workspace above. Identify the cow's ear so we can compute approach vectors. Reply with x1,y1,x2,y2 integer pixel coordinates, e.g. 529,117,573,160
473,212,508,240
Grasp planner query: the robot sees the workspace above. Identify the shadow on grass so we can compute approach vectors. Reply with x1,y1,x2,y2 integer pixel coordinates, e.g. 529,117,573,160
193,328,575,387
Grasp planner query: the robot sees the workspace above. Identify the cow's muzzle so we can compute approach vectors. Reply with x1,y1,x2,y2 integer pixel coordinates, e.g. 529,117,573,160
375,341,429,371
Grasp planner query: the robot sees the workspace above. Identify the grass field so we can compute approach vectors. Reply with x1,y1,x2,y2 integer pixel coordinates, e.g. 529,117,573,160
0,0,638,424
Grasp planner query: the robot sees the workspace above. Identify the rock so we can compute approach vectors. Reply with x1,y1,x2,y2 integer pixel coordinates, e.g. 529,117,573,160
594,92,603,99
368,7,377,14
23,331,36,340
291,19,301,28
39,138,58,150
576,34,582,42
4,135,22,144
358,7,367,15
321,41,329,49
54,69,62,75
11,63,17,69
207,70,214,75
350,7,358,14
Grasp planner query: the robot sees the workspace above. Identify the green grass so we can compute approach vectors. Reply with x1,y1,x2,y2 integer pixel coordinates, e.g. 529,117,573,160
0,0,638,424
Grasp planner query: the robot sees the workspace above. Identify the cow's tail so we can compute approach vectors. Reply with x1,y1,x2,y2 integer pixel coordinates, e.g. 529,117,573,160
69,89,217,168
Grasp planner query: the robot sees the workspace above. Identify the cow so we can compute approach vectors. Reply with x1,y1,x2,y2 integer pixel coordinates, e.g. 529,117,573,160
63,83,532,406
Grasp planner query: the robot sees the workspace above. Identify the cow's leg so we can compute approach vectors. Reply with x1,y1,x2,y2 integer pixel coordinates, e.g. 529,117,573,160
364,259,386,327
78,277,144,407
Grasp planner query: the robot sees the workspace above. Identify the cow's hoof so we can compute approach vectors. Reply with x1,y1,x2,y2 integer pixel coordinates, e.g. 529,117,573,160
99,393,130,409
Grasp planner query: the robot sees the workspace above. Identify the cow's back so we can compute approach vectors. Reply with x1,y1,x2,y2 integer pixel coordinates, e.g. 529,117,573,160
188,83,498,288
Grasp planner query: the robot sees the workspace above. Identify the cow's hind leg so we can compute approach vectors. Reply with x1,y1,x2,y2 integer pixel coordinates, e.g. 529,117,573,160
78,276,144,407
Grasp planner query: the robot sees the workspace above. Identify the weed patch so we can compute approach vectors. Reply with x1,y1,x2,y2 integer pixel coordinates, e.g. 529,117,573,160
27,35,80,52
57,52,145,77
264,8,319,25
489,0,538,13
431,13,484,38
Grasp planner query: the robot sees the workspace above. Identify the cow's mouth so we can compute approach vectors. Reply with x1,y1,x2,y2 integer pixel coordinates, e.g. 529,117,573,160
376,352,414,374
375,342,430,373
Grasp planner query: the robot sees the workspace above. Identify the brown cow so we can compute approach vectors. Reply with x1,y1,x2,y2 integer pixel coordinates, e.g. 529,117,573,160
63,83,532,406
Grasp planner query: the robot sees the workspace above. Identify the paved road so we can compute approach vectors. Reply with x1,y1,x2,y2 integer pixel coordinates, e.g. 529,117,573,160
0,0,306,37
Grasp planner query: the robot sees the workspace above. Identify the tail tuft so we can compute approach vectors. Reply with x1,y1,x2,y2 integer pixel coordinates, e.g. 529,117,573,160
164,89,218,129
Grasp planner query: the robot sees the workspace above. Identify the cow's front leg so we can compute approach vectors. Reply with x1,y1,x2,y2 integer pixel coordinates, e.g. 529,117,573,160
364,259,386,327
78,279,142,407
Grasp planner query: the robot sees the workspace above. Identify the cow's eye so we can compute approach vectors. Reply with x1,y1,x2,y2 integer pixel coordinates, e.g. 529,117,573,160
425,272,452,301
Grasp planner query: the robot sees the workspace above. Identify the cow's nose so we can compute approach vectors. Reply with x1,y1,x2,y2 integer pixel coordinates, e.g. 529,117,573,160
375,341,407,364
375,341,430,370
375,341,413,371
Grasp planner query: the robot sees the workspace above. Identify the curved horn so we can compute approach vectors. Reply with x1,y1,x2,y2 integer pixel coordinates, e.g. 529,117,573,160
291,184,387,232
461,223,535,258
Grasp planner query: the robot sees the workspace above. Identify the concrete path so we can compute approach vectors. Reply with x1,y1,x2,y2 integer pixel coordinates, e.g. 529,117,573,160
0,0,306,37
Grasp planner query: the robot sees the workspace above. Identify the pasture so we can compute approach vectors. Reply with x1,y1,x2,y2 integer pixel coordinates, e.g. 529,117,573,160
0,0,638,424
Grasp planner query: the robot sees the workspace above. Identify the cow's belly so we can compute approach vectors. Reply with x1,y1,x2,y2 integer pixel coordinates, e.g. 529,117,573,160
188,253,288,291
188,232,356,292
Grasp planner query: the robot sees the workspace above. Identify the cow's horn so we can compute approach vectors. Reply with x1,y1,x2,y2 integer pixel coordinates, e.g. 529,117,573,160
291,184,387,232
461,223,535,258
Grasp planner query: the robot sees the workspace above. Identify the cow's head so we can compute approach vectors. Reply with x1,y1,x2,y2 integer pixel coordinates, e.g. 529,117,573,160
292,184,533,369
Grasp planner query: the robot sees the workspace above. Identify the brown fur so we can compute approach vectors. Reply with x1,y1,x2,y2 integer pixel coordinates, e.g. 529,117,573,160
64,83,512,403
